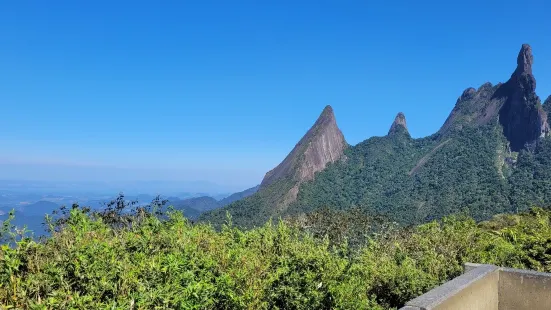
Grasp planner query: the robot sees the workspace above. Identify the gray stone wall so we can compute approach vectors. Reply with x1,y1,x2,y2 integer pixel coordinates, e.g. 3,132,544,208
400,263,551,310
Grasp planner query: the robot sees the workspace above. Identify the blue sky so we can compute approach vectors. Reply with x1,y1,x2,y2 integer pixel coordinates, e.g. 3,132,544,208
1,0,551,191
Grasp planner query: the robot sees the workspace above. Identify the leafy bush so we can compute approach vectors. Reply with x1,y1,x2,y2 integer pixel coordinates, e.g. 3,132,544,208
2,206,551,309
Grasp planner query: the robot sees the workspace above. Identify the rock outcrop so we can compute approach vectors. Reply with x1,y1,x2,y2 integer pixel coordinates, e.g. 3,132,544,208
260,105,347,203
543,95,551,118
438,82,501,136
388,112,409,136
497,44,549,151
438,44,549,150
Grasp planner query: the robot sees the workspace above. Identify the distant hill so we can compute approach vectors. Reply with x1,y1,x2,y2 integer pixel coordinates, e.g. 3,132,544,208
19,201,60,216
168,186,259,220
219,185,260,206
167,201,203,220
201,44,551,228
0,186,260,235
183,196,221,212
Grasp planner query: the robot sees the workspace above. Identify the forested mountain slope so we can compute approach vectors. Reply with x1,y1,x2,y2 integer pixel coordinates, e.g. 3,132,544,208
168,185,259,220
201,44,551,228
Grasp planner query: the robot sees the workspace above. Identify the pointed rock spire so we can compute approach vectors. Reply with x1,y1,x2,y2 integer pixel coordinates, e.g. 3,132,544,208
260,105,347,203
498,44,549,151
505,44,536,93
515,44,534,76
388,112,409,136
310,105,338,133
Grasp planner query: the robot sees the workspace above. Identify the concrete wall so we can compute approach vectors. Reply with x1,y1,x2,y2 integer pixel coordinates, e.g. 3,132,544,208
433,269,498,310
499,267,551,310
400,264,551,310
402,264,499,310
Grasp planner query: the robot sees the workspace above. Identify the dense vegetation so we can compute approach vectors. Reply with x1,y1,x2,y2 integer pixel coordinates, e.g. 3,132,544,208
290,124,515,224
203,179,296,228
292,123,551,225
2,201,551,309
200,73,551,229
203,108,551,229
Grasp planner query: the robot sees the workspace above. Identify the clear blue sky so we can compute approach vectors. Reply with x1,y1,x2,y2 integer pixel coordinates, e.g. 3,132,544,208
1,0,551,191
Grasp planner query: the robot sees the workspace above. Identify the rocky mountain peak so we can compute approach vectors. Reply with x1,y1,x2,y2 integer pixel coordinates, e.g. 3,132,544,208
437,45,549,146
506,44,536,93
319,105,334,117
388,112,409,136
459,87,477,101
260,105,347,204
498,44,549,151
515,44,534,76
311,105,337,131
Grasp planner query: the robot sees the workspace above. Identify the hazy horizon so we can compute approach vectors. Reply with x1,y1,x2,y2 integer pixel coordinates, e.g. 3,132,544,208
0,172,256,195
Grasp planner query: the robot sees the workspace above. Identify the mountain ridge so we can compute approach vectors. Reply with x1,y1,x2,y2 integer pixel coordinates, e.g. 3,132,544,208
170,185,259,220
388,112,409,137
201,44,551,228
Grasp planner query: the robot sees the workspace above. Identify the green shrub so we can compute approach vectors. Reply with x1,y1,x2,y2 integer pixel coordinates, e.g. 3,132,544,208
2,206,551,309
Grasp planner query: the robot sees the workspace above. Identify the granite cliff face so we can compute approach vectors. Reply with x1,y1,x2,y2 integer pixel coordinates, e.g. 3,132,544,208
388,112,409,136
497,44,549,151
260,105,347,203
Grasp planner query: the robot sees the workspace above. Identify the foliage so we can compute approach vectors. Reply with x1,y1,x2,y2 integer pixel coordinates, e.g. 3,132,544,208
293,122,523,225
202,179,296,229
206,116,551,228
284,207,398,249
48,193,169,232
201,82,551,229
2,205,551,309
509,137,551,210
